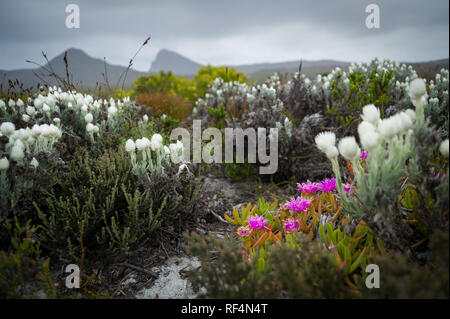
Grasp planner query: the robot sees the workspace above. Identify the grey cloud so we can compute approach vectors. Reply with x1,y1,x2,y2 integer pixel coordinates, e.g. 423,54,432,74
0,0,448,71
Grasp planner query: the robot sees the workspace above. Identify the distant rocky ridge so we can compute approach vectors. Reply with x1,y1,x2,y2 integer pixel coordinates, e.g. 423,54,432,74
149,49,203,76
1,48,448,90
0,48,147,90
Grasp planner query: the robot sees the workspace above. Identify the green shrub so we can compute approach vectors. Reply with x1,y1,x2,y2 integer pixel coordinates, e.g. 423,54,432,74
0,150,64,235
36,146,201,260
361,230,449,298
132,71,198,102
326,68,396,127
35,148,162,259
186,231,352,298
0,218,56,299
195,65,249,98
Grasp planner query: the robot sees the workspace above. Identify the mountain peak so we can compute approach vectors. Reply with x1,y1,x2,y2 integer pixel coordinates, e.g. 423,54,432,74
149,49,203,75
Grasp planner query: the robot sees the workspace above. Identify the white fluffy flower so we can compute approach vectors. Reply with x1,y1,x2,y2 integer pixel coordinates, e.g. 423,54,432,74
360,104,380,125
150,134,163,151
409,79,427,107
135,138,147,151
315,132,336,153
0,122,15,136
143,115,149,122
358,121,376,138
86,123,95,133
14,139,25,150
141,137,151,149
8,99,15,107
10,145,24,162
409,79,427,101
404,109,416,123
92,125,99,134
81,104,89,112
26,106,36,116
440,139,449,158
47,124,62,138
396,112,413,133
31,124,42,137
360,130,379,151
178,163,188,175
125,139,136,153
34,97,44,109
0,157,9,171
325,146,339,159
17,128,30,141
22,114,31,122
338,136,361,161
378,117,398,140
108,106,118,116
85,113,93,123
42,103,51,112
0,99,5,108
30,157,39,168
16,99,24,107
53,118,61,124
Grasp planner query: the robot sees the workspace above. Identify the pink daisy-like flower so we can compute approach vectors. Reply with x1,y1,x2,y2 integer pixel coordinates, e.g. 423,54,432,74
235,226,252,237
319,178,336,192
285,196,312,213
297,180,320,194
247,215,267,231
360,150,369,161
284,218,299,233
343,183,353,194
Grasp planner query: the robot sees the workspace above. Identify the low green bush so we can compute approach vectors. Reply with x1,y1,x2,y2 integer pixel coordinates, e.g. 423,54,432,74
186,231,352,298
0,218,56,299
35,148,161,260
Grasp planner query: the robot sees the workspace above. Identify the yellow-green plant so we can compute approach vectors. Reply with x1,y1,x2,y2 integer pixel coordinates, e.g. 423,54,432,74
195,65,249,98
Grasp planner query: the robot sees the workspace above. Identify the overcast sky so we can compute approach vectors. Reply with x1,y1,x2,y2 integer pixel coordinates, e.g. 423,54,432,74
0,0,448,71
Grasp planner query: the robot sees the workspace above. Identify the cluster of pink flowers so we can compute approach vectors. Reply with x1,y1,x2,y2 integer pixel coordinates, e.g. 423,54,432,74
297,180,320,194
296,177,337,194
360,150,369,161
247,215,267,231
319,177,336,192
284,218,299,233
285,196,312,213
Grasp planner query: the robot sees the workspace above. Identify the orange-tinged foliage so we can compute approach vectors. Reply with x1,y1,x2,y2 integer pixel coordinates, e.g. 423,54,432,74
136,92,193,120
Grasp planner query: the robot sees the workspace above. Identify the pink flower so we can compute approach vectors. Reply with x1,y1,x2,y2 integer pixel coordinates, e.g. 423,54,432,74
297,180,320,194
284,218,299,233
319,178,336,192
285,196,312,213
360,150,369,161
247,215,267,231
343,183,353,194
434,172,447,180
236,226,252,237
